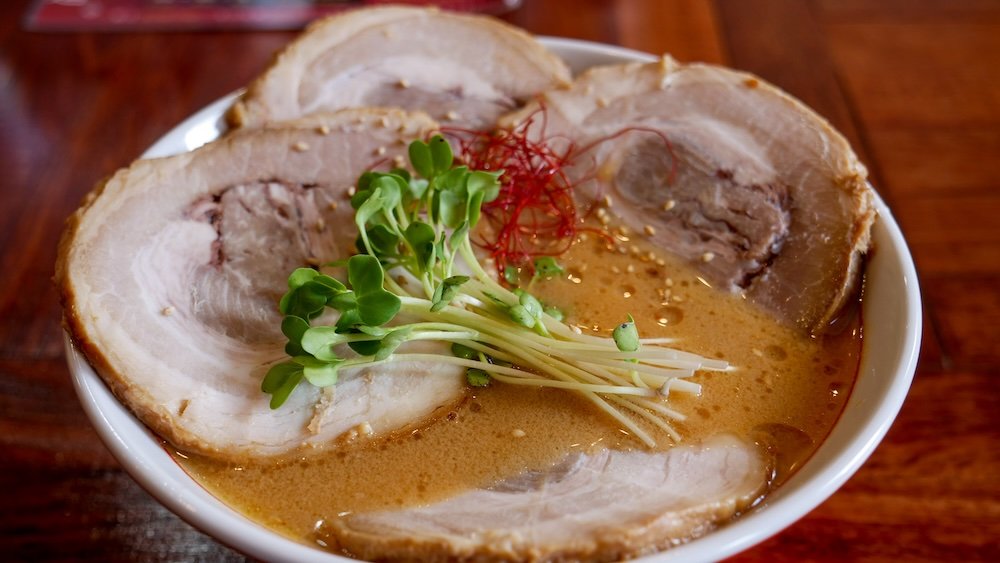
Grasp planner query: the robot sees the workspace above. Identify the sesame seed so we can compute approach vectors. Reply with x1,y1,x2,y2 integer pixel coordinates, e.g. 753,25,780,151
701,252,715,262
315,218,325,231
398,78,410,88
611,266,621,274
374,146,386,156
626,264,635,273
655,258,665,266
603,195,613,207
445,110,459,121
571,325,583,335
393,155,406,167
161,306,175,316
379,116,389,127
329,201,339,210
512,429,526,438
347,186,357,197
644,224,656,236
663,199,676,211
597,97,609,108
292,141,309,152
317,125,330,135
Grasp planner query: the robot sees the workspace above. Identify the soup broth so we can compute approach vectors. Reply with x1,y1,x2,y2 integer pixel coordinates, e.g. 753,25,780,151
173,233,861,550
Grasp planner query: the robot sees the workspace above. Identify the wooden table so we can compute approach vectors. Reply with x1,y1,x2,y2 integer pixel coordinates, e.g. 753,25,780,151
2,0,997,560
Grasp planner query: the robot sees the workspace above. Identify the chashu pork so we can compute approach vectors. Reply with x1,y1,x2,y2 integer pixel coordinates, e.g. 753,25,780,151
56,109,465,459
324,435,768,561
228,6,570,131
501,57,875,333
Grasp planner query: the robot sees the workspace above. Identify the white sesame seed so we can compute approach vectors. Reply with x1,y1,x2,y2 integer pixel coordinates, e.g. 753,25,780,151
398,78,410,88
644,224,656,236
445,110,460,121
347,186,357,197
374,146,386,156
292,141,309,152
161,306,175,316
317,125,330,135
512,429,526,438
663,199,676,211
701,252,716,262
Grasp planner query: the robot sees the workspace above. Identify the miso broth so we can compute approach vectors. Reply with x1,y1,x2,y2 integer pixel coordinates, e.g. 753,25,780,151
173,233,861,548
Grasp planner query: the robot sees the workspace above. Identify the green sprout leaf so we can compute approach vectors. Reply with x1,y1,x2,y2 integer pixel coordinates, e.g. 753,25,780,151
451,342,478,360
429,135,453,174
466,368,491,388
262,362,304,409
613,314,640,353
431,275,469,312
544,305,564,322
348,255,386,295
364,224,401,258
281,315,310,356
356,291,401,326
533,256,565,281
405,221,437,273
375,327,413,361
292,355,343,387
300,326,347,362
408,139,434,179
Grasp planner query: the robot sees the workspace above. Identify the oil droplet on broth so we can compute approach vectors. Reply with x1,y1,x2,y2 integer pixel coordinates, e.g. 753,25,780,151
655,305,684,326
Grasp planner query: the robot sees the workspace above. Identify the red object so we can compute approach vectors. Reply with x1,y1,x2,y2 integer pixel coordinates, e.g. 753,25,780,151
26,0,521,32
447,106,605,278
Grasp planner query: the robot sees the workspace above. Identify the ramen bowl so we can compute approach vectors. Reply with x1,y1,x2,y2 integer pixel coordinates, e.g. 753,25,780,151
67,38,921,562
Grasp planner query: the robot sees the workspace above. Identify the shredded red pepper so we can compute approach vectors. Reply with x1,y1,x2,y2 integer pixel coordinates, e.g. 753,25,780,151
442,105,599,279
442,103,678,281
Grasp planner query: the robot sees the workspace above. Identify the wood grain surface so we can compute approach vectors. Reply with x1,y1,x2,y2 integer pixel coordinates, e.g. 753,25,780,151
2,0,998,560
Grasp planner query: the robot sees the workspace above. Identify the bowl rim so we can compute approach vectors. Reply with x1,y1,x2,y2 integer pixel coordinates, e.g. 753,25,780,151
67,36,922,562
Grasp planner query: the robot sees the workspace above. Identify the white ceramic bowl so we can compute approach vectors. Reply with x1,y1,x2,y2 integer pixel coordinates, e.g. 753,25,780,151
67,38,922,562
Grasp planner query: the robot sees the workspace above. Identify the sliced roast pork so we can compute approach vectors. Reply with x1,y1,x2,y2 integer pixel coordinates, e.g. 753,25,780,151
57,109,465,459
325,436,767,561
502,57,875,332
228,6,570,130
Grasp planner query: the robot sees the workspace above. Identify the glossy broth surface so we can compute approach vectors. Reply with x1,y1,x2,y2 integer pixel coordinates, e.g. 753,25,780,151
174,233,861,546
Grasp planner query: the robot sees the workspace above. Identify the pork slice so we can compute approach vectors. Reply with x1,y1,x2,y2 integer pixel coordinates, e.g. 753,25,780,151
325,436,768,562
56,109,465,459
502,57,875,333
229,6,570,130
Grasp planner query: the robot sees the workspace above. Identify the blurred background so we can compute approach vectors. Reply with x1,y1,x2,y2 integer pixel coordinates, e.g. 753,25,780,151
2,0,998,560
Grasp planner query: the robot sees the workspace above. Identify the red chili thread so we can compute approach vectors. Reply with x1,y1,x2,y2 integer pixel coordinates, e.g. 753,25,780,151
441,103,678,280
